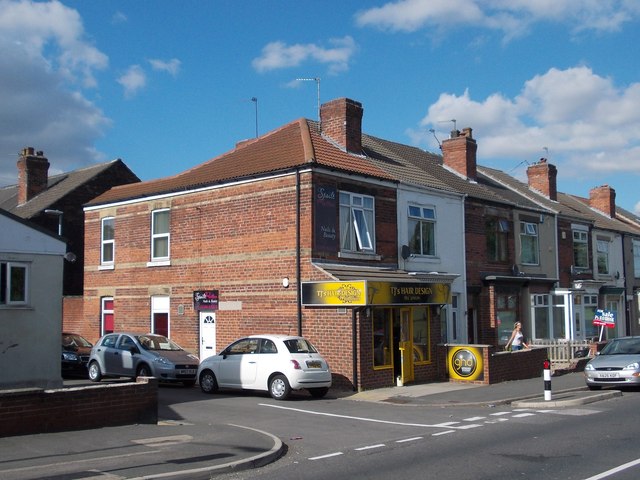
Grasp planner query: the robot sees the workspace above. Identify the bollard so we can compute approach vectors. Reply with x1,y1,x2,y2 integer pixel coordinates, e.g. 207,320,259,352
543,359,552,401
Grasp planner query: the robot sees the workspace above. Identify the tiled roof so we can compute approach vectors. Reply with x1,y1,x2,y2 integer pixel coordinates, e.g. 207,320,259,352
88,119,395,206
0,159,135,219
312,261,459,284
562,193,640,235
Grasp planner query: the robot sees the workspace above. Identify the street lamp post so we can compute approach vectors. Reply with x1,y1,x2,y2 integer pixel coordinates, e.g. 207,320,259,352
44,209,63,236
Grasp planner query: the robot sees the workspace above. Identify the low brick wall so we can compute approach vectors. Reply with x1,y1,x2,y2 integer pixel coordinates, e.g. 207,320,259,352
0,377,158,437
487,346,549,384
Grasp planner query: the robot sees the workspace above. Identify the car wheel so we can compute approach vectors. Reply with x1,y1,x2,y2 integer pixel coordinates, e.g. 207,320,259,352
269,374,291,400
199,370,219,394
137,364,151,377
308,387,329,398
587,385,602,391
88,361,102,382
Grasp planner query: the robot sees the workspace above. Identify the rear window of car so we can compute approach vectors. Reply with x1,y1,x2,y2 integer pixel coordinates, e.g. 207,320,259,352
283,338,318,354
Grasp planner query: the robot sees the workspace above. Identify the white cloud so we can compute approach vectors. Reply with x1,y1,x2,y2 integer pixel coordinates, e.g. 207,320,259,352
252,36,357,74
356,0,640,40
0,0,111,186
111,11,127,24
149,58,181,76
117,65,147,98
416,66,640,179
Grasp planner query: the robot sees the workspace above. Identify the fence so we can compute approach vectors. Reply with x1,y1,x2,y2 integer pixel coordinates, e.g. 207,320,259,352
530,339,592,368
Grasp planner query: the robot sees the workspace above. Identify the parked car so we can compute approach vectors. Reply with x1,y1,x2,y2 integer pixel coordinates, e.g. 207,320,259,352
584,336,640,390
88,333,199,387
197,334,332,400
61,332,93,378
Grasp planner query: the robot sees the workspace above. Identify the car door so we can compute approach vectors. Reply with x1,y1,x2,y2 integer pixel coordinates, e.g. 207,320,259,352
116,334,139,377
217,338,260,388
101,334,122,375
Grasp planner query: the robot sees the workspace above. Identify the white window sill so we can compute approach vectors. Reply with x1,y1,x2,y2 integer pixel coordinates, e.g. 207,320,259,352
147,260,171,267
338,251,381,261
99,264,115,271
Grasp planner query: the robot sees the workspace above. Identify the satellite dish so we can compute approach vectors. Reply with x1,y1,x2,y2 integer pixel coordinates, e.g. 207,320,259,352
64,252,77,263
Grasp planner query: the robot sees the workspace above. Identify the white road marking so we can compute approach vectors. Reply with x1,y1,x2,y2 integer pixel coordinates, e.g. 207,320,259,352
490,412,511,416
396,437,423,443
309,452,344,461
463,416,486,421
512,413,536,418
432,430,456,436
582,457,640,480
260,404,474,430
355,444,386,451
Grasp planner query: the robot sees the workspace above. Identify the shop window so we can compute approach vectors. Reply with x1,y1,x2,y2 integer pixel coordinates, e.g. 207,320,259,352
412,307,430,363
101,297,114,335
101,217,115,265
486,218,509,262
151,209,170,261
339,191,375,253
0,262,28,305
596,238,610,275
497,290,519,345
572,229,589,269
372,309,392,368
519,221,539,265
408,205,436,256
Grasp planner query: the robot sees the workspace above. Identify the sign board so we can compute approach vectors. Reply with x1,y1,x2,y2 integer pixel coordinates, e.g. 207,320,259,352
592,309,615,328
193,290,219,311
447,346,484,382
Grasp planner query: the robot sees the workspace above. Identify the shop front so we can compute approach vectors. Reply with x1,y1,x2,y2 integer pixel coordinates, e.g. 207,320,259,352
302,270,456,390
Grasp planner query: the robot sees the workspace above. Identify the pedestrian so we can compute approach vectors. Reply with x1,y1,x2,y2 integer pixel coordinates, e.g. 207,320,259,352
506,322,529,351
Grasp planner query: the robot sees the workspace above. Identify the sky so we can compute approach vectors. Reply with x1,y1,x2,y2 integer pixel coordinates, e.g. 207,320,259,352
1,0,640,214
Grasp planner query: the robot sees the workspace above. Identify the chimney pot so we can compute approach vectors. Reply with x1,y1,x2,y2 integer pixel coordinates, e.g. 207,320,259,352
527,159,557,201
589,184,616,218
441,126,477,180
320,98,363,154
17,147,49,205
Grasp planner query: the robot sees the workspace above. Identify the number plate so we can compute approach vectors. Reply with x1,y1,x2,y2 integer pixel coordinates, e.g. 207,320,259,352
179,369,196,375
599,372,618,378
306,360,322,369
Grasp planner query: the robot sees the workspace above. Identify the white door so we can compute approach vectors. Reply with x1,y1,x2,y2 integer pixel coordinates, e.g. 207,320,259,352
199,312,217,360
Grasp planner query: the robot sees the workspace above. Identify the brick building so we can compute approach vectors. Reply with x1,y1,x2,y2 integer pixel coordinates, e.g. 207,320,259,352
83,98,462,391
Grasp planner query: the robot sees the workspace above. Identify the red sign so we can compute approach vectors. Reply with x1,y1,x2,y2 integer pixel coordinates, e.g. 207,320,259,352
593,309,615,328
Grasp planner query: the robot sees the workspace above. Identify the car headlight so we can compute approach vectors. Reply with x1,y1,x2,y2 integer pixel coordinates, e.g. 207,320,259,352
153,356,172,366
624,362,640,370
584,363,595,371
62,351,79,361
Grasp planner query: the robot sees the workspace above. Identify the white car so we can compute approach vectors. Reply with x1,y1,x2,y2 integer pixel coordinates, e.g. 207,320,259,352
197,335,332,400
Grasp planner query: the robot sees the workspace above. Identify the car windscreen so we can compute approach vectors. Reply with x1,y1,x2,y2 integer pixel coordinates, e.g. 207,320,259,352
283,338,318,354
63,334,93,347
137,335,182,351
600,338,640,355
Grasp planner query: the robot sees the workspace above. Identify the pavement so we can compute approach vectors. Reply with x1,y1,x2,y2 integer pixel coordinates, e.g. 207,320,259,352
0,371,623,480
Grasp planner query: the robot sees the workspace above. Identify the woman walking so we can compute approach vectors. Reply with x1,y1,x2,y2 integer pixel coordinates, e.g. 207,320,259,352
506,322,529,351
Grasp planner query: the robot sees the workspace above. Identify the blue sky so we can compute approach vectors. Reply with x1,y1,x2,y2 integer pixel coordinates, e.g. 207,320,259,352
1,0,640,214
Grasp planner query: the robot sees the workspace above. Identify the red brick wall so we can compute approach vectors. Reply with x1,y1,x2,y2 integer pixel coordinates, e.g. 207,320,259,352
0,378,157,437
62,296,87,337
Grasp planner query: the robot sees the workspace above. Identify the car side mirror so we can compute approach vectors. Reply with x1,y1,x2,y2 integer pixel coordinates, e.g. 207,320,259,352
129,346,138,354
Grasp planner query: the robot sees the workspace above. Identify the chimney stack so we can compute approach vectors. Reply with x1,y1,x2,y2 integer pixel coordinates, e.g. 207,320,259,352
441,127,477,180
320,98,363,154
589,185,616,218
527,158,557,201
17,147,50,205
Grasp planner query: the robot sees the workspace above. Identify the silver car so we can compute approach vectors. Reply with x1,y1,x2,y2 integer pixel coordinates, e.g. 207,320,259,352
88,332,199,387
584,336,640,390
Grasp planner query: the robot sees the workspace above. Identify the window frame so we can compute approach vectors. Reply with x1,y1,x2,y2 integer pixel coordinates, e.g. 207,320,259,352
634,240,640,279
0,261,29,306
339,191,375,253
486,217,509,262
519,221,539,265
596,238,610,275
408,204,436,257
101,217,115,265
572,228,589,270
151,209,170,261
101,297,114,336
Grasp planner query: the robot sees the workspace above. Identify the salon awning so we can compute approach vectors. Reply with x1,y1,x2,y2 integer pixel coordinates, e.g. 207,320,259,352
302,263,459,307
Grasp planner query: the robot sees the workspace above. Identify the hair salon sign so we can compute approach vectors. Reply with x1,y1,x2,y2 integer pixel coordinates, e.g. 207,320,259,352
193,290,219,311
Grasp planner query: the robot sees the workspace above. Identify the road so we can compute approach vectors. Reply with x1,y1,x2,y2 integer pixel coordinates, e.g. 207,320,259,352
156,384,640,480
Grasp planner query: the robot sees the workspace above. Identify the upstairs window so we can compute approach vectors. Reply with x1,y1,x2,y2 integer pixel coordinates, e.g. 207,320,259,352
519,221,539,265
486,218,509,262
408,205,436,256
596,238,610,275
0,262,28,305
633,240,640,279
151,209,170,261
572,229,589,269
339,192,375,252
101,217,115,265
